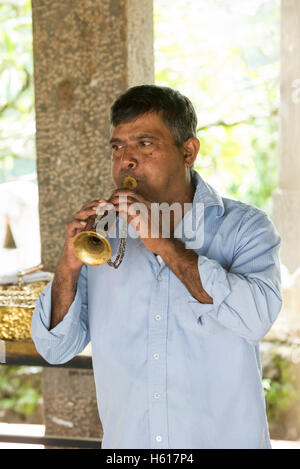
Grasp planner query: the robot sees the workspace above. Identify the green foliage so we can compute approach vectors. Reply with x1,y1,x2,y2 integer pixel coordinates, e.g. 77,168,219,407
0,365,42,417
0,0,281,211
0,0,36,184
0,0,288,426
263,355,298,422
154,0,280,214
196,116,279,214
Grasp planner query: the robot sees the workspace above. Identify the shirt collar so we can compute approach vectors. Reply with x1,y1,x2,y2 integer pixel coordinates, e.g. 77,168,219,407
191,169,224,218
172,170,224,241
109,170,225,243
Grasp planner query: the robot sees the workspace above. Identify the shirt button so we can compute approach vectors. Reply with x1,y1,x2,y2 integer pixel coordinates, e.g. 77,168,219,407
156,435,162,442
153,353,160,360
155,314,161,321
153,392,160,399
157,275,162,281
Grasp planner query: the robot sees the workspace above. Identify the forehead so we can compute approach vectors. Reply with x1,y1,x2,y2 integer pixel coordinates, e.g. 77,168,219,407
110,112,174,141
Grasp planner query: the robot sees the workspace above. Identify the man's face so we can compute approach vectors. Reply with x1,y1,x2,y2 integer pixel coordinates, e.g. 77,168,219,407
109,112,188,203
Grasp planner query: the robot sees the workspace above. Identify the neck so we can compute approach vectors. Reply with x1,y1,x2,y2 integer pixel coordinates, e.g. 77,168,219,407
165,173,196,234
170,170,195,206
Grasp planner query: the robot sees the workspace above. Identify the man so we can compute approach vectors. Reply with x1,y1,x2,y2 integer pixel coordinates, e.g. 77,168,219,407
31,85,282,449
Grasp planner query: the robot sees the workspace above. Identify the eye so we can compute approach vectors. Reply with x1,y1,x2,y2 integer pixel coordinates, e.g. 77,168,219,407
111,144,124,152
139,140,153,150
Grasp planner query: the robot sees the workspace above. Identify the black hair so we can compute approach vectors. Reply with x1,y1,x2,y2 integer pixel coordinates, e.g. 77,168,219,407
110,85,198,156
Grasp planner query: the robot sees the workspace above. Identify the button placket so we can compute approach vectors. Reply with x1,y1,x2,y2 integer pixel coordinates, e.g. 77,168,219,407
148,266,169,449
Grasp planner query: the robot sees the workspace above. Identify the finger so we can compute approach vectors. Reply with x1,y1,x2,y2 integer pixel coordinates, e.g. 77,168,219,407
109,190,144,203
66,218,92,238
113,201,149,219
74,206,99,220
96,202,116,215
81,200,102,210
108,199,148,219
108,195,139,205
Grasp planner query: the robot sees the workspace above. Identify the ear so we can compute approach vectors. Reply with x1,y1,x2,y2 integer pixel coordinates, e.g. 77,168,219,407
182,138,200,167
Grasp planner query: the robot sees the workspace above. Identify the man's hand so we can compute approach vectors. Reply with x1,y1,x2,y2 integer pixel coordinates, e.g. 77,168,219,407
99,189,213,304
49,198,101,330
99,189,169,255
60,199,100,273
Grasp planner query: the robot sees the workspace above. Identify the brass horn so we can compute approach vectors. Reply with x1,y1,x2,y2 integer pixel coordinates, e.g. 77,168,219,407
72,176,137,268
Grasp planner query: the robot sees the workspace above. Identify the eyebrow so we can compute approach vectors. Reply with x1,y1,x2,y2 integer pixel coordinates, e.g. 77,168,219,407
109,134,159,144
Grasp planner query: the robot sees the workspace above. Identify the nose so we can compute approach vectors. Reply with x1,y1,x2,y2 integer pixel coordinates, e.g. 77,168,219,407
120,144,138,170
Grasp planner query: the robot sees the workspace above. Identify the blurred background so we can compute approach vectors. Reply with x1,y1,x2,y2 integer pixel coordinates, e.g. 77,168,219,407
0,0,280,275
1,0,300,449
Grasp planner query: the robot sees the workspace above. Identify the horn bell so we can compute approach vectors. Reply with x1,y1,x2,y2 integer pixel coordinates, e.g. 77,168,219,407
72,230,112,266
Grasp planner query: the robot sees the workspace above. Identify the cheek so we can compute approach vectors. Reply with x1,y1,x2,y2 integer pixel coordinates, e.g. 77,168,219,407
111,162,120,185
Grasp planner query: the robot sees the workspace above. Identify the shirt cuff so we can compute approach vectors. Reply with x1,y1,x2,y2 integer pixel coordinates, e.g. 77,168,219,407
197,255,231,311
31,280,83,341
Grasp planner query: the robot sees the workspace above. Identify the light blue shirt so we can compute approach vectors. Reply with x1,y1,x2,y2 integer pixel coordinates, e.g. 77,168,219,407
31,170,282,449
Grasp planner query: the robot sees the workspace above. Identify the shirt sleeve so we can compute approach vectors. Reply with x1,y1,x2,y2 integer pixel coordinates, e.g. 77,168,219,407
31,264,90,364
194,206,282,343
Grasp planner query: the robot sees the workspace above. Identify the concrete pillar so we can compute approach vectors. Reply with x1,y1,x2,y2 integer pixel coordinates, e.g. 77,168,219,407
32,0,154,272
271,0,300,338
273,0,300,273
270,0,300,441
41,369,103,445
31,0,154,444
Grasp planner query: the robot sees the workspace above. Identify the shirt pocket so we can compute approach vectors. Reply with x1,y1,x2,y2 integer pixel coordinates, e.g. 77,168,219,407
187,300,225,336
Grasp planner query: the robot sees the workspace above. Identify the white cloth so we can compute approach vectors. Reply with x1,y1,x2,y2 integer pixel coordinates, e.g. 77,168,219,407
155,254,163,265
0,270,53,285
